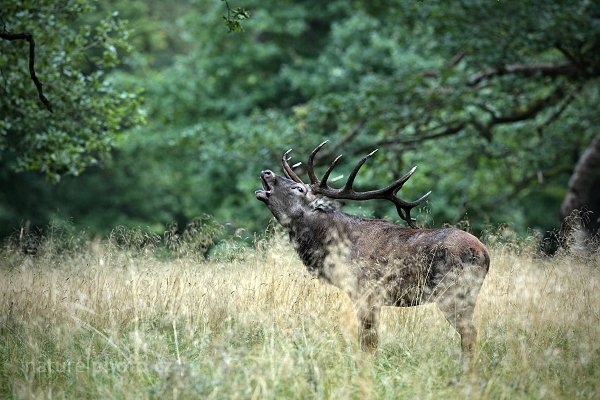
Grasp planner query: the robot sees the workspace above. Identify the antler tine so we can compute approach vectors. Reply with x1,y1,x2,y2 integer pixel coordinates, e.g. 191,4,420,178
345,149,377,191
408,190,432,206
282,149,305,184
308,145,430,228
307,140,329,184
392,190,432,228
321,154,343,187
391,166,417,195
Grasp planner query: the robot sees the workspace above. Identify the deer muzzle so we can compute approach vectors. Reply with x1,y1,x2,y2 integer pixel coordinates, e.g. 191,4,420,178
255,170,274,202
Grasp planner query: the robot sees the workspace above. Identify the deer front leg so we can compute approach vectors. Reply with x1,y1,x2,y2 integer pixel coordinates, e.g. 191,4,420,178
356,305,380,351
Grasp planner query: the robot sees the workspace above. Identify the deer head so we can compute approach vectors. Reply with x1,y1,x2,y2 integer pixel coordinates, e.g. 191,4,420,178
255,169,319,227
255,141,431,227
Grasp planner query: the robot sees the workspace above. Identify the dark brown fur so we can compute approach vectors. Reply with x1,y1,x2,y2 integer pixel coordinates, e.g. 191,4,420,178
256,170,489,365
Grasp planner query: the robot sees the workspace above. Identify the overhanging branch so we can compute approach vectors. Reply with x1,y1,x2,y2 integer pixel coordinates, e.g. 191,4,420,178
308,55,582,161
490,85,565,125
420,51,466,78
351,121,467,155
361,85,566,152
469,62,580,87
372,122,466,148
537,88,578,136
1,31,53,112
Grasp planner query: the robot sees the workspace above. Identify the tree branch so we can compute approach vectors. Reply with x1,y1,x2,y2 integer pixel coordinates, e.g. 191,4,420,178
481,164,572,213
357,121,467,153
468,62,580,87
491,86,565,126
313,58,580,164
468,85,567,141
537,88,578,136
555,44,585,72
357,85,567,154
420,50,466,78
0,31,53,112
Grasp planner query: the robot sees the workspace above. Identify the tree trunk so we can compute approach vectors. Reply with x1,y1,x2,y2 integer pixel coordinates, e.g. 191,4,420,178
560,131,600,235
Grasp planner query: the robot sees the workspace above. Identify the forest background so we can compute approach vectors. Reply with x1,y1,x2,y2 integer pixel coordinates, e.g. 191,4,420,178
2,0,599,248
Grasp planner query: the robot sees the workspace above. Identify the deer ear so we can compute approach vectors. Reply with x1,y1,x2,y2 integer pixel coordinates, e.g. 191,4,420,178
310,197,339,212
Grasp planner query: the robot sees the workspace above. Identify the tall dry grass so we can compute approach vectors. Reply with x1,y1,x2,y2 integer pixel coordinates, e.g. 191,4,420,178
0,229,599,399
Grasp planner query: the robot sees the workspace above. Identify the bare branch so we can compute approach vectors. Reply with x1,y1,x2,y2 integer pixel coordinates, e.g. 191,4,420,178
0,31,53,112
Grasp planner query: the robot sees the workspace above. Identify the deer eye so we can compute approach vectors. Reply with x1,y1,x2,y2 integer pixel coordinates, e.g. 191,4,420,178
294,186,304,193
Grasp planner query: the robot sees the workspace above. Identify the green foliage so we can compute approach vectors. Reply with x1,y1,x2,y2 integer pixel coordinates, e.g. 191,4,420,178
0,0,144,181
2,215,224,266
221,0,251,33
1,0,599,240
105,216,224,260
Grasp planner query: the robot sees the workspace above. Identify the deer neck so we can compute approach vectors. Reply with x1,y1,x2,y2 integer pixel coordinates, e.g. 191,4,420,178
287,211,354,279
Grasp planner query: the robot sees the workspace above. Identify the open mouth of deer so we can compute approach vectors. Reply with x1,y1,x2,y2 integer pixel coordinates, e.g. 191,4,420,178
255,171,273,202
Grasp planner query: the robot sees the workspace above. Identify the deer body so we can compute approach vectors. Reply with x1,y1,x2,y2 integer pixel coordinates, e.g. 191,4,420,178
256,142,489,365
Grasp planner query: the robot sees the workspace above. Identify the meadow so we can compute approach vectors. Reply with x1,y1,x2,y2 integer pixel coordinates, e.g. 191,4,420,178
0,227,599,399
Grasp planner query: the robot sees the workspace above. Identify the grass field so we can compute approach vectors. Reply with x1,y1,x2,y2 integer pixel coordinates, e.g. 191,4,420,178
1,229,599,399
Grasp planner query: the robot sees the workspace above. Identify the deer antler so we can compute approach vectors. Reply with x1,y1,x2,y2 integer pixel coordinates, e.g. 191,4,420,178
304,140,431,228
282,149,305,184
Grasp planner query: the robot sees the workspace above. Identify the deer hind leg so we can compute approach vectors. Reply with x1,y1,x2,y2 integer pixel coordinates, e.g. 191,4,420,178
434,264,486,369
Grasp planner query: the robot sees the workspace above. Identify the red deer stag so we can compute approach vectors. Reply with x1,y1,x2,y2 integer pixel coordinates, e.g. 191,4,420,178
255,141,489,366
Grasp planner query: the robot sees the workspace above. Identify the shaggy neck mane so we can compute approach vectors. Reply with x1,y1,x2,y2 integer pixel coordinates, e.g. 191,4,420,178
287,211,351,277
